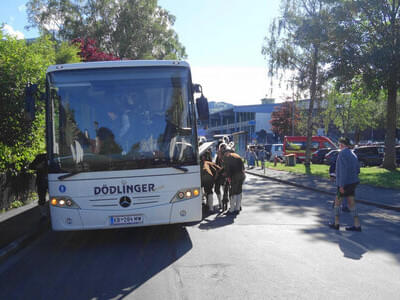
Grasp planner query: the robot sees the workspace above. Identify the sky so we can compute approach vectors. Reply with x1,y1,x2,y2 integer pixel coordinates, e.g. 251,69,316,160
1,0,291,105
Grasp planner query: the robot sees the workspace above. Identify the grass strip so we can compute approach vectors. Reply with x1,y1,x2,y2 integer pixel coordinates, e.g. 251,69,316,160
258,162,400,190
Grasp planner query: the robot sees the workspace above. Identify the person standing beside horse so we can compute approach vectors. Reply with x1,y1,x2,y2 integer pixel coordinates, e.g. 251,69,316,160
222,148,245,215
214,143,230,211
247,146,257,169
200,149,221,213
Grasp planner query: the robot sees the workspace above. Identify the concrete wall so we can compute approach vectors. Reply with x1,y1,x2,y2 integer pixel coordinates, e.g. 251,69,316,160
0,173,36,210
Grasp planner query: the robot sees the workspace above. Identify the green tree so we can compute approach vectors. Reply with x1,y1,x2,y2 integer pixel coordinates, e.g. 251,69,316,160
26,0,187,60
295,110,314,136
323,88,379,141
325,76,380,136
263,0,336,166
0,33,81,166
55,41,81,64
330,0,400,170
0,34,54,157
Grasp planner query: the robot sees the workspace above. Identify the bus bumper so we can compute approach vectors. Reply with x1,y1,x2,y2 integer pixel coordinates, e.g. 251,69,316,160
50,199,202,231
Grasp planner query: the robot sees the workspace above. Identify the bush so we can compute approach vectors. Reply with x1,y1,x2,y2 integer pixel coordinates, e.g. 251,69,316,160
9,200,24,209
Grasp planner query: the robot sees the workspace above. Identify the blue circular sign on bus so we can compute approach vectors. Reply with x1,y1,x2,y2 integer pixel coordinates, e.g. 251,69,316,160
59,185,66,193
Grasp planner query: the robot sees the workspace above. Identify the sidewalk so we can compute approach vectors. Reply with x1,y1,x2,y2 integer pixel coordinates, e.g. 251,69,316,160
246,167,400,212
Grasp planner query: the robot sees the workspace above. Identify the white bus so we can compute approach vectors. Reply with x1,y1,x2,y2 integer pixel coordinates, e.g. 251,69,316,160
41,60,207,230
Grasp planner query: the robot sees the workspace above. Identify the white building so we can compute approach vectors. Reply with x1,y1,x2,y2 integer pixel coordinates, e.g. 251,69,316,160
205,103,281,156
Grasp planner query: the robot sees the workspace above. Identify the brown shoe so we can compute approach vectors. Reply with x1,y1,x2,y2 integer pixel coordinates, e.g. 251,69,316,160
345,226,362,232
328,223,340,230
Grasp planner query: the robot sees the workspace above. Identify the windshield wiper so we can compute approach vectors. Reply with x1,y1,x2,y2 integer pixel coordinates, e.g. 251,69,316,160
171,165,188,172
58,171,82,180
167,162,188,173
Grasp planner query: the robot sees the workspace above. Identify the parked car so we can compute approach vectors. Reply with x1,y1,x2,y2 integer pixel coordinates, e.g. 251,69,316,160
311,148,334,164
353,145,385,167
324,149,339,165
265,144,283,161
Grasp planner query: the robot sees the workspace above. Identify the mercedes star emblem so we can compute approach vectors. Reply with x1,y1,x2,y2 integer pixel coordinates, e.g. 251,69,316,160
119,196,131,208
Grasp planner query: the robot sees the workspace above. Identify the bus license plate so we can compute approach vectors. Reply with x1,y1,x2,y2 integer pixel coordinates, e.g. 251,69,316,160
110,215,143,225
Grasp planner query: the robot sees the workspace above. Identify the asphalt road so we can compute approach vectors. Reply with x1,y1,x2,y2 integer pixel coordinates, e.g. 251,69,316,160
0,174,399,300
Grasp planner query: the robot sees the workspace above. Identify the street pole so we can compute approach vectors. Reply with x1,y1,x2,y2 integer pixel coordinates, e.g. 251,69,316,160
291,83,295,136
292,96,295,136
286,78,297,136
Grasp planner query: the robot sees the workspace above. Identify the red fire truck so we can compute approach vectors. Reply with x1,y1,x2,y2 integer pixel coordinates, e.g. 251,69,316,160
283,136,337,161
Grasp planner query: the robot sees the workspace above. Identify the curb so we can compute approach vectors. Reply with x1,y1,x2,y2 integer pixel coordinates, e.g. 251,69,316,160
246,170,400,213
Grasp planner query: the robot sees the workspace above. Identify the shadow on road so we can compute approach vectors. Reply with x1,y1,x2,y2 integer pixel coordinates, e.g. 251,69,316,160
338,233,368,260
197,204,236,230
244,175,400,262
199,213,236,231
0,225,192,300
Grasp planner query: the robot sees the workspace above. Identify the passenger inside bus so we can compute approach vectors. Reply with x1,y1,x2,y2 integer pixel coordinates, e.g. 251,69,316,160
136,91,166,154
95,125,122,155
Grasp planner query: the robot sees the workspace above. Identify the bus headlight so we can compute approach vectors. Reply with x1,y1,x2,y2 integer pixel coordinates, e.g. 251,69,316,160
50,196,80,208
171,188,201,203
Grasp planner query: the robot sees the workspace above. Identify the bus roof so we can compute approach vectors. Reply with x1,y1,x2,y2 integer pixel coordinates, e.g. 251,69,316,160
47,60,190,73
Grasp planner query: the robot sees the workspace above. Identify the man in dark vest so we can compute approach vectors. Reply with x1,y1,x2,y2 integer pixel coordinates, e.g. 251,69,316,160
29,153,48,219
200,149,221,213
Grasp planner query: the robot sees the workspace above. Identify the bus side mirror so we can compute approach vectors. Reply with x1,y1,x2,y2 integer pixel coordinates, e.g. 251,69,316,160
193,83,209,121
196,94,209,121
24,83,38,121
193,84,202,94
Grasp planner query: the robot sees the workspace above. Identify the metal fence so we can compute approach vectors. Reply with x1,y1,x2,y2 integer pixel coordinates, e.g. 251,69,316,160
0,173,36,211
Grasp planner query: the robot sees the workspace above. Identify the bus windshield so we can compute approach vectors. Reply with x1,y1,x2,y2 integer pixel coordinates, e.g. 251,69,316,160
47,66,197,173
